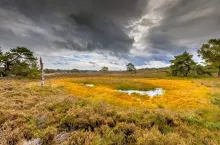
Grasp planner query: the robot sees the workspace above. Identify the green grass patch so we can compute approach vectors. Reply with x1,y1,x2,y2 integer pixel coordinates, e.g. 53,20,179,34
205,122,220,131
71,78,156,91
211,95,220,107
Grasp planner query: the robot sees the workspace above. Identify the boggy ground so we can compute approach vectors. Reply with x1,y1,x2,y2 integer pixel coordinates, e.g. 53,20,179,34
0,74,220,145
52,77,213,109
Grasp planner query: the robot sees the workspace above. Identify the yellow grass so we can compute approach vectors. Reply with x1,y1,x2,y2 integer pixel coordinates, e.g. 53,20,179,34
0,75,220,144
52,77,214,110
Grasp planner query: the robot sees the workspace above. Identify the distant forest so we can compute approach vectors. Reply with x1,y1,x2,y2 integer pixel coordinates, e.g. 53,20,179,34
44,68,97,73
44,67,169,74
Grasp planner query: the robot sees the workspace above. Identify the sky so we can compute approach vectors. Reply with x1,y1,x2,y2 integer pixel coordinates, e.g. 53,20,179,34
0,0,220,70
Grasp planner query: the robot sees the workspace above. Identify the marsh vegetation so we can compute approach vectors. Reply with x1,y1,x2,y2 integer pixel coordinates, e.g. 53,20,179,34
0,71,220,145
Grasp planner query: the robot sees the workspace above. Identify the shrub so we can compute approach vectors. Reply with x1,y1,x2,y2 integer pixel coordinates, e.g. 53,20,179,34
5,128,21,145
67,131,100,145
148,113,176,134
42,126,57,145
137,127,186,145
211,96,220,107
33,127,57,145
75,100,86,108
99,125,132,145
106,117,116,128
59,109,106,131
0,111,7,125
205,122,220,131
113,123,137,144
184,115,202,125
22,125,34,140
114,123,136,136
47,100,72,113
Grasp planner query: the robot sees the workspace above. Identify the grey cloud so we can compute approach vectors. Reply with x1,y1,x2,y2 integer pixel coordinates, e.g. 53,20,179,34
49,56,70,66
52,62,68,65
126,54,172,66
53,16,135,54
88,61,96,65
0,0,148,55
140,18,154,26
0,28,15,41
146,0,220,55
1,0,220,69
110,62,119,65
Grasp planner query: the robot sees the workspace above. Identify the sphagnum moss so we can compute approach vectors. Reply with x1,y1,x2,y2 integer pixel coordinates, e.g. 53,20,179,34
52,77,214,109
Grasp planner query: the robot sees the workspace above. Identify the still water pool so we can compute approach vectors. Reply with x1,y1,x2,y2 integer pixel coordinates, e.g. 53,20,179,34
118,88,164,97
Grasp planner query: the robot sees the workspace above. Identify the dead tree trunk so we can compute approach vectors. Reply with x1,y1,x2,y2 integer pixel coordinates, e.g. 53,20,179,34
40,57,44,87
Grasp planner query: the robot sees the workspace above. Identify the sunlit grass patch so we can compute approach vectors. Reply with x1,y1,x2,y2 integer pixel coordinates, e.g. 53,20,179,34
211,95,220,107
194,79,220,108
52,77,214,109
71,77,156,91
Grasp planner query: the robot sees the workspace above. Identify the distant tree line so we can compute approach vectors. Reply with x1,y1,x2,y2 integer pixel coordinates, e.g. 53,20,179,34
139,67,169,70
44,68,98,73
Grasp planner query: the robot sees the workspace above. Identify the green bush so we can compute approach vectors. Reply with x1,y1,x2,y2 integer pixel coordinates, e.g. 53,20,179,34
184,115,202,125
211,96,220,107
205,122,220,131
75,100,86,108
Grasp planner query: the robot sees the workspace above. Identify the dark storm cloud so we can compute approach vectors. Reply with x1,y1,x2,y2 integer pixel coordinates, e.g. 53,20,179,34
1,0,220,68
0,0,148,55
52,17,135,54
146,0,220,55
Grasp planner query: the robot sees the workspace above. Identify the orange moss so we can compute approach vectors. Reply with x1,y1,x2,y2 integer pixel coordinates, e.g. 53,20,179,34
52,77,214,110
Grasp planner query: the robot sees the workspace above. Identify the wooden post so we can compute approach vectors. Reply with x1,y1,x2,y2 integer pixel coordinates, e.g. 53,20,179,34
40,57,44,87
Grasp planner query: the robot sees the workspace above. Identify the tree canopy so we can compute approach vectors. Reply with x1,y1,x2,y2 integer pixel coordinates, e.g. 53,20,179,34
170,51,195,77
126,63,136,72
100,66,109,72
0,47,40,78
0,48,3,65
0,48,2,55
170,51,211,77
198,39,220,77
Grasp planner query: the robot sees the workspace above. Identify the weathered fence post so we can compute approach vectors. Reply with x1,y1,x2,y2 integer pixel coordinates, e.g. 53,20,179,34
40,57,44,87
